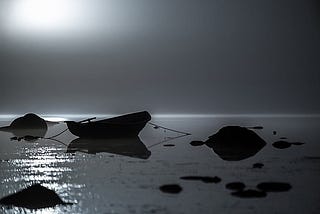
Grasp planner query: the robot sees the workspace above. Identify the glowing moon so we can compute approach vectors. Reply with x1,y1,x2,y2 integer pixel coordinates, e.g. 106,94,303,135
5,0,81,35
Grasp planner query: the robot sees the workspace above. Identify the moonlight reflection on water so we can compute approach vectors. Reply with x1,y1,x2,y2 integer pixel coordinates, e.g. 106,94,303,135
0,116,320,213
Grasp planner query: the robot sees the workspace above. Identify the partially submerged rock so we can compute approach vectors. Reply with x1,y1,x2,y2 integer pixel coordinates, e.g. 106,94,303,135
231,189,267,198
0,113,48,139
190,141,205,146
163,144,175,147
0,184,72,209
272,141,291,149
272,141,304,149
205,126,266,161
253,163,264,169
8,113,47,129
257,182,292,192
180,176,221,183
159,184,182,194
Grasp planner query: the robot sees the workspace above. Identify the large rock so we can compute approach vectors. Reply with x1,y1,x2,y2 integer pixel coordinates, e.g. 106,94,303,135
0,113,48,139
9,113,47,129
205,126,266,161
0,184,72,209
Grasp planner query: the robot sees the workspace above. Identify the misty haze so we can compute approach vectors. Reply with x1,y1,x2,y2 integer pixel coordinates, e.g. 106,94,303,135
1,1,320,214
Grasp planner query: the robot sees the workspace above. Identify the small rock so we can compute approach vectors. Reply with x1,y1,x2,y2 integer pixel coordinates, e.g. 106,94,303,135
159,184,182,194
272,141,291,149
180,176,221,183
163,144,175,147
257,182,292,192
190,141,205,146
253,163,264,168
231,189,267,198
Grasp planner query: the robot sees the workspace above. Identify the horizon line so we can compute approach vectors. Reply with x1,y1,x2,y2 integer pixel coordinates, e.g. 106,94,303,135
1,113,320,120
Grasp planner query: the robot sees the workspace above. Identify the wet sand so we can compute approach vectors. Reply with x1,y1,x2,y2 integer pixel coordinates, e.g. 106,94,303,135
1,116,320,213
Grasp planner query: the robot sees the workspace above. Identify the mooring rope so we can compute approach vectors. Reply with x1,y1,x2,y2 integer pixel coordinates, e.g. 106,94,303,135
147,133,190,149
148,122,191,136
45,128,69,139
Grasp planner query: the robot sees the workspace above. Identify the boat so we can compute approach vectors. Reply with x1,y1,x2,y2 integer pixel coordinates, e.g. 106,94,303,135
65,111,151,138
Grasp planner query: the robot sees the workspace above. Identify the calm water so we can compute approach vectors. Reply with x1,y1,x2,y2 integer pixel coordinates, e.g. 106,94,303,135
1,116,320,214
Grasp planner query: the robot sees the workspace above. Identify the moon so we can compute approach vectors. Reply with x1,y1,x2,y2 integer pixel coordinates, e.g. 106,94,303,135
4,0,82,36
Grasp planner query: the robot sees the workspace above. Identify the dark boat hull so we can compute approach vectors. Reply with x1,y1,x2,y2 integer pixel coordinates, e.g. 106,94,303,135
66,111,151,138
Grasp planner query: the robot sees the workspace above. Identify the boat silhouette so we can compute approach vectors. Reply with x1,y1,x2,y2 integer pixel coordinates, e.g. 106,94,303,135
65,111,151,138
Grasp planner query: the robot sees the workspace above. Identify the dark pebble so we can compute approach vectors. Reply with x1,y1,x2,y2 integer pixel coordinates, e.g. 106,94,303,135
180,176,221,183
273,131,277,135
231,189,267,198
190,141,205,146
257,182,292,192
253,163,264,168
163,144,175,147
225,182,246,190
159,184,182,194
272,141,291,149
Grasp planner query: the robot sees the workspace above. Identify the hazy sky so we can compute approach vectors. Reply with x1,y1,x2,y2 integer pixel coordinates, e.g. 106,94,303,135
1,0,319,115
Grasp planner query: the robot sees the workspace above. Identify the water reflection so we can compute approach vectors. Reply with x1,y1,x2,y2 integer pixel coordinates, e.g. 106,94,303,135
67,137,151,159
7,147,73,183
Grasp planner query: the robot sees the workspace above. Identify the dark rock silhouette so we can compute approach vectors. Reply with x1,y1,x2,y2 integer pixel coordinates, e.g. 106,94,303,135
272,140,291,149
231,189,267,198
272,141,305,149
0,113,48,140
205,126,266,161
253,163,264,168
163,144,175,147
159,184,182,194
180,176,221,183
190,141,205,146
257,182,292,192
1,113,47,129
225,182,246,191
0,184,72,209
67,137,151,159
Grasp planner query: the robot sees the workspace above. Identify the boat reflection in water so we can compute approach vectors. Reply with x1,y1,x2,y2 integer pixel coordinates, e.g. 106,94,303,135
67,137,151,159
